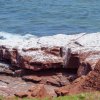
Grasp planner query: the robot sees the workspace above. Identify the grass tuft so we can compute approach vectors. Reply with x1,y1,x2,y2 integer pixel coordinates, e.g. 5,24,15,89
0,92,100,100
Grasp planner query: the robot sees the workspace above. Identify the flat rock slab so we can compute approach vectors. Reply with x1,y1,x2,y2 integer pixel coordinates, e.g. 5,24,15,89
0,74,61,97
0,75,34,96
22,72,70,87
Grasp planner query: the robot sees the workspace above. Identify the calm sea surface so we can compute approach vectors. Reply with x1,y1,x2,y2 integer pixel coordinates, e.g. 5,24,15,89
0,0,100,36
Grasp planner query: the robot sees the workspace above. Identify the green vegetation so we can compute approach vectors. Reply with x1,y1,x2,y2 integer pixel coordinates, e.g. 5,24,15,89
0,92,100,100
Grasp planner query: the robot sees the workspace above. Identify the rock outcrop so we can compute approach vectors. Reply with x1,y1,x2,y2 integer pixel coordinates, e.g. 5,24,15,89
55,60,100,95
0,32,100,98
0,46,80,72
0,32,100,72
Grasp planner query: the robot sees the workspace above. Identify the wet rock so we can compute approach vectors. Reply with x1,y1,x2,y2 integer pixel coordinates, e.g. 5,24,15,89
0,36,5,40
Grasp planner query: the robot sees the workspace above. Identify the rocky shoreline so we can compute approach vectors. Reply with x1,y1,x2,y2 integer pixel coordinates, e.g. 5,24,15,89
0,32,100,98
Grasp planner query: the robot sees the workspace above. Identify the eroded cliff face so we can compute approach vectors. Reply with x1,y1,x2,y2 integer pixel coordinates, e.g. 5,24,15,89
0,32,100,71
0,32,100,98
55,60,100,96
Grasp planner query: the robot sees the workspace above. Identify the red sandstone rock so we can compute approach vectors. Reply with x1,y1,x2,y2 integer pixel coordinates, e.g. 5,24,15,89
15,84,50,98
55,60,100,95
22,74,69,87
0,43,99,72
0,45,80,71
77,62,92,77
15,92,28,98
22,75,42,82
46,77,61,87
16,47,64,71
24,84,50,98
67,53,80,69
31,84,49,98
81,60,100,91
44,46,62,56
0,33,100,98
55,88,69,96
78,51,100,69
0,46,11,62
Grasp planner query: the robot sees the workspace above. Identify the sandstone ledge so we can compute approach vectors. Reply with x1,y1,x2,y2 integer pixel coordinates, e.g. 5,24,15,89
0,32,100,98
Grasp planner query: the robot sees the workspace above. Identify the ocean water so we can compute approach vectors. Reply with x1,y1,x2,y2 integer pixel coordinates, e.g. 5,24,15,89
0,0,100,36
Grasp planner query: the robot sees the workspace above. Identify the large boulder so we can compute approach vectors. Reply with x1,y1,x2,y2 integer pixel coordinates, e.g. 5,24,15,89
0,32,100,72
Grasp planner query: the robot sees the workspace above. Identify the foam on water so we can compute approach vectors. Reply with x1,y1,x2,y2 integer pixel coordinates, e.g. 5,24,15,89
0,32,100,52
